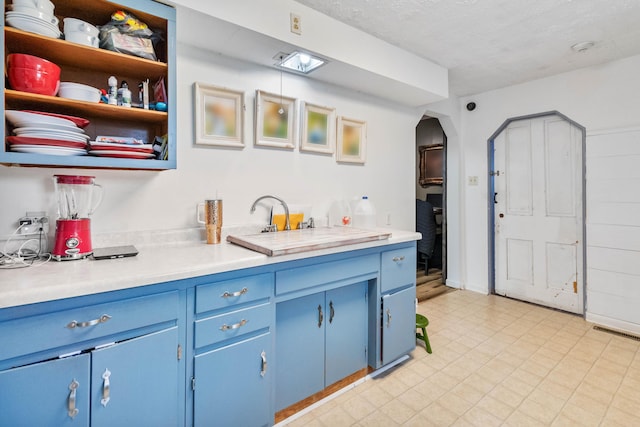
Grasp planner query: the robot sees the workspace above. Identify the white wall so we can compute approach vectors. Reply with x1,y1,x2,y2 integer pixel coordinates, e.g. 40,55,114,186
426,54,640,333
0,8,422,246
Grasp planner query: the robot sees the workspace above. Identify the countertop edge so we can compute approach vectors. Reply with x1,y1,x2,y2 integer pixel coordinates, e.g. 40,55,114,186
0,229,420,309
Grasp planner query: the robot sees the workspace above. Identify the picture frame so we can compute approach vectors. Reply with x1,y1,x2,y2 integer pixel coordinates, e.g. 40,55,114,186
336,116,367,164
299,101,336,154
194,82,245,148
255,90,296,149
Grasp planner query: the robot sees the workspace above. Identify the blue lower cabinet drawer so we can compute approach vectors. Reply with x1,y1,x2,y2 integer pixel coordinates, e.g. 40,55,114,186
195,273,272,314
194,302,271,349
0,291,179,362
380,246,416,293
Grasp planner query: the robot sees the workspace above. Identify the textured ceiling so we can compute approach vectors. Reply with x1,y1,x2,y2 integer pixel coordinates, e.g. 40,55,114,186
293,0,640,96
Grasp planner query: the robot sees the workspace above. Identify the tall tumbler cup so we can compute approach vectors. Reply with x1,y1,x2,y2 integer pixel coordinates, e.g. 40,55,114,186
197,199,223,244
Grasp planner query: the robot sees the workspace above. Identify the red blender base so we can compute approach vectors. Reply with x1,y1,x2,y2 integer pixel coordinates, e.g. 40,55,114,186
52,219,93,261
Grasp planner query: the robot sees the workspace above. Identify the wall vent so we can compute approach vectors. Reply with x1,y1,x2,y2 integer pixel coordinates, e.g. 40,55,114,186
593,325,640,342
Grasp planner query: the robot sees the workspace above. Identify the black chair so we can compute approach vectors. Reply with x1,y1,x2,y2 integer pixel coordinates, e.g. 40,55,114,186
416,199,437,274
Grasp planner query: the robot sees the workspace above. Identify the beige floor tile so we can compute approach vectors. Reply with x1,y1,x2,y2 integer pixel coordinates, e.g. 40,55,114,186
601,406,640,427
396,387,434,413
461,406,502,427
377,375,414,398
317,406,357,427
417,401,458,426
488,384,526,408
503,409,547,427
560,402,603,426
573,381,615,406
358,385,394,408
461,373,496,394
341,394,377,421
609,393,640,418
412,378,448,400
550,413,592,427
355,410,399,427
517,396,561,425
535,378,575,400
436,391,474,416
379,399,415,425
474,395,514,421
567,390,609,418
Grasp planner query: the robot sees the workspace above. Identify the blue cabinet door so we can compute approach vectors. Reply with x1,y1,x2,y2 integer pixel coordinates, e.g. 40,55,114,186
90,327,179,427
325,282,367,386
275,292,325,411
194,332,271,427
381,286,416,365
0,353,90,427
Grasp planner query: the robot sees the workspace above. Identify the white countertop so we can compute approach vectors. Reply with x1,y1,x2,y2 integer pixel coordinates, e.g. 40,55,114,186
0,228,419,309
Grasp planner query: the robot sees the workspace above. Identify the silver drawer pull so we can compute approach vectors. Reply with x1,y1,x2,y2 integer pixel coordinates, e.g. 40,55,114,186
260,350,267,377
67,379,79,419
392,256,405,262
386,309,392,327
101,369,111,407
221,287,248,298
220,319,247,331
66,314,111,329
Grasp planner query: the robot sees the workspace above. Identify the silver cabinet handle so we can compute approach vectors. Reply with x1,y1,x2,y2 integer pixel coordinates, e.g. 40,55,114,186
220,319,247,331
392,256,405,262
66,314,111,329
221,287,248,298
317,305,323,328
260,350,267,377
386,309,392,327
67,379,79,419
101,369,111,407
329,301,335,324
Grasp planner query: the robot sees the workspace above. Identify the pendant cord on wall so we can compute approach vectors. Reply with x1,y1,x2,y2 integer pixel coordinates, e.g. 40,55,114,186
278,55,284,115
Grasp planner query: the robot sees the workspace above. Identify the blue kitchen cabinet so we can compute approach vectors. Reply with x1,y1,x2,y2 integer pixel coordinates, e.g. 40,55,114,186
275,281,367,412
0,291,182,426
191,273,274,427
380,246,417,365
0,353,91,427
194,332,271,427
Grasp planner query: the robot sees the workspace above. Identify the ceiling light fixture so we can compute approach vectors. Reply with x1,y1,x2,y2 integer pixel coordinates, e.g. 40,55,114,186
571,41,595,53
275,51,327,75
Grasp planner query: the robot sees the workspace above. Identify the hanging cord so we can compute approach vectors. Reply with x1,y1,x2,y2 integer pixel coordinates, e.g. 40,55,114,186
0,222,51,269
278,55,285,114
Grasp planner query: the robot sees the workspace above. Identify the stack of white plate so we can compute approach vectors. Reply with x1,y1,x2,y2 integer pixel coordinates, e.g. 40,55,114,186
5,110,90,156
5,5,61,38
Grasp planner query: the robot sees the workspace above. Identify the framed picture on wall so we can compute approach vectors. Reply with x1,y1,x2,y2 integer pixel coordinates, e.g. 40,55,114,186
299,102,336,154
255,90,296,149
194,82,245,148
336,116,367,164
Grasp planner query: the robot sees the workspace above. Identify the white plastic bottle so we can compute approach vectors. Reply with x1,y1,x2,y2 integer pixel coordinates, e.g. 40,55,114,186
352,196,376,229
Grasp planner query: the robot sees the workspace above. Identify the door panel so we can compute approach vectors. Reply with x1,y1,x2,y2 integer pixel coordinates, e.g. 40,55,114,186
0,353,90,427
275,293,325,411
194,333,271,427
90,327,179,427
381,287,415,365
494,115,583,313
325,282,367,386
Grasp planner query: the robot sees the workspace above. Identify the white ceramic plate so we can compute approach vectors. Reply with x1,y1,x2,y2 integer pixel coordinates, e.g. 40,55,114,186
6,110,76,128
88,150,156,159
13,127,91,141
13,121,84,133
11,145,87,156
5,14,61,38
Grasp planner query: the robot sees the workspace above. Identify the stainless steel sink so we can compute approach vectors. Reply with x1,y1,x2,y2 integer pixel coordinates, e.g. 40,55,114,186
226,226,391,256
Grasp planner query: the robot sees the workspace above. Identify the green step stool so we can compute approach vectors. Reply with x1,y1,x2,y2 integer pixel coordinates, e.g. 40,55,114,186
415,314,432,354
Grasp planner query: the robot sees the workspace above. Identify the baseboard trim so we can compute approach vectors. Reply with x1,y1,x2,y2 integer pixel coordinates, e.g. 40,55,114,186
586,312,640,337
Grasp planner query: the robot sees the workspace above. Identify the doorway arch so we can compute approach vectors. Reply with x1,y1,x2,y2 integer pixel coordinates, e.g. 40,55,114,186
488,111,586,314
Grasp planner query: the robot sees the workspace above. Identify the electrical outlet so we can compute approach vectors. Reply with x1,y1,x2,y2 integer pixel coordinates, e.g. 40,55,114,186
18,212,49,235
290,13,301,35
468,176,479,186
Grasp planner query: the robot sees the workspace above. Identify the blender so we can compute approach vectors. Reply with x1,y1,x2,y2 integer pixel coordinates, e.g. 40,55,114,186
52,175,103,261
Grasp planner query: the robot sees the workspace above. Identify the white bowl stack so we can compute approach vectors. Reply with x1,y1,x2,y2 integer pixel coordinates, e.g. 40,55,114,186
63,17,99,48
5,0,61,38
58,82,101,102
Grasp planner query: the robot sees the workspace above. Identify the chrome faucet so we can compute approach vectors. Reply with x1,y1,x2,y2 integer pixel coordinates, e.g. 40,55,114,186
250,195,291,231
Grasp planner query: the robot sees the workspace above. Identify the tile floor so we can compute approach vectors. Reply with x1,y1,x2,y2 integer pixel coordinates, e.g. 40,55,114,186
283,290,640,426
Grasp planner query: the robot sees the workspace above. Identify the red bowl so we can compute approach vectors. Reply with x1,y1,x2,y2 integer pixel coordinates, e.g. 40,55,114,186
8,66,60,96
7,53,60,75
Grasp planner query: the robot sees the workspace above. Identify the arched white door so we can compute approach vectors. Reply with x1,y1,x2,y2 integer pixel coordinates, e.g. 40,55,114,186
493,114,584,314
